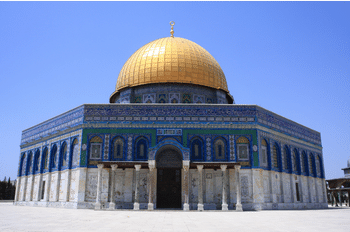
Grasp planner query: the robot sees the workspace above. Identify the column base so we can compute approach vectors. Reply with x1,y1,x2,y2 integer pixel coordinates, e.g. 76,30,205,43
133,202,140,210
108,202,115,210
147,203,154,210
95,202,102,210
222,203,228,211
235,203,243,211
183,203,190,211
197,203,204,211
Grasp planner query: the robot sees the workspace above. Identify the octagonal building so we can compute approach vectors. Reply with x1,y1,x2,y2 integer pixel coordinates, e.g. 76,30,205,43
14,27,327,211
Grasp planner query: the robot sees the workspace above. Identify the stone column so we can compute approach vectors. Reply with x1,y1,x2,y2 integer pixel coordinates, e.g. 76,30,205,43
235,165,243,211
148,160,155,210
183,160,190,211
133,165,141,210
108,164,118,210
95,164,104,210
221,165,228,210
197,165,204,211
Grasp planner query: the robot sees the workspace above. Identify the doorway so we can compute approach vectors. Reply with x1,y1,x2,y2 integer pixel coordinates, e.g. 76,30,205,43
156,147,182,209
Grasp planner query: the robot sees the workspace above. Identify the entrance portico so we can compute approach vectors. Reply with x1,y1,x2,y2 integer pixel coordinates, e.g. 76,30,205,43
96,159,242,211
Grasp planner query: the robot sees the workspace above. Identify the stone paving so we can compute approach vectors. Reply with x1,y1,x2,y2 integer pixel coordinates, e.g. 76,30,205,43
1,203,350,232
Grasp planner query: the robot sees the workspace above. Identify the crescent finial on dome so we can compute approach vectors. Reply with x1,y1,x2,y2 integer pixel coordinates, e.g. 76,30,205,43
170,21,175,38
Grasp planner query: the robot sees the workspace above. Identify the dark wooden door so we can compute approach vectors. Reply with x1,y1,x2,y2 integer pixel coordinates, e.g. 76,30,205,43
157,168,182,208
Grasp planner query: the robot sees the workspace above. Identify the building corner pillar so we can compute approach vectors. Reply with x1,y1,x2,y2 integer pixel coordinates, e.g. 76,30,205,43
197,165,204,211
108,164,118,210
183,160,190,211
235,165,243,211
95,164,104,210
148,160,155,210
133,165,141,210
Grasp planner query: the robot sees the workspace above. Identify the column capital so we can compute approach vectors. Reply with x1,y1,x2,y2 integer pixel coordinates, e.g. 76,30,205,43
220,165,227,171
235,165,241,170
148,160,156,170
197,165,204,171
183,160,190,171
134,164,141,171
111,164,118,170
97,164,104,169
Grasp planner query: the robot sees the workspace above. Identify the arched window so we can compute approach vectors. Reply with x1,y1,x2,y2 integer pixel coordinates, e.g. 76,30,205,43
260,139,268,167
272,144,279,169
71,139,79,167
191,138,203,161
112,137,124,160
214,138,226,160
20,153,26,176
50,145,58,169
316,155,321,177
27,152,33,175
237,136,249,161
135,137,148,160
42,148,48,171
34,150,40,173
292,149,298,173
89,136,103,160
301,151,307,173
283,146,290,172
309,153,314,176
60,142,68,168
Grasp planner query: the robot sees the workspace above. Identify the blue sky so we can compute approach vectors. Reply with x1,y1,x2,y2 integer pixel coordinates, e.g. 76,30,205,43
0,2,349,180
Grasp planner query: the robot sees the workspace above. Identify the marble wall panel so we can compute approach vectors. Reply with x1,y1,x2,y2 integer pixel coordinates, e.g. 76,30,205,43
101,169,110,203
114,169,125,202
32,175,39,201
85,169,98,202
228,169,236,204
49,174,57,201
25,177,32,201
124,169,134,203
205,170,214,203
189,170,198,204
69,170,77,202
59,172,66,201
214,171,222,205
139,170,148,203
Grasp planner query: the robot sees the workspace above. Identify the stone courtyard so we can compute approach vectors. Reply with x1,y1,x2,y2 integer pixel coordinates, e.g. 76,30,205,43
1,203,349,232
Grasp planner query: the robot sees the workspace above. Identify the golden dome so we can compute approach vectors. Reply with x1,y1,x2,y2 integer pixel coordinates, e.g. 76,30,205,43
110,37,230,103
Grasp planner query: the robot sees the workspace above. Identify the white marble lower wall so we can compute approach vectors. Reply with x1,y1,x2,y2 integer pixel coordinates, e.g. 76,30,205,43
15,168,328,210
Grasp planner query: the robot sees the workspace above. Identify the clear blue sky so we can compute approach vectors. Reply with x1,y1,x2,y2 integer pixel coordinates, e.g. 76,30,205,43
0,2,349,180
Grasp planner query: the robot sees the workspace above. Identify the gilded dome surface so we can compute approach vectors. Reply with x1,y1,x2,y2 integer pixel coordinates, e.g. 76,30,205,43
110,37,229,102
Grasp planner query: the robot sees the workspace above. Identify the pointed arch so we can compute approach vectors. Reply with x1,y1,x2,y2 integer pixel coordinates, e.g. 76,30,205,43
34,149,40,174
214,137,227,160
190,137,204,161
89,136,103,160
272,143,281,170
41,147,48,172
71,138,79,168
60,141,68,169
50,144,58,171
135,136,148,161
236,136,249,161
260,138,269,167
283,145,291,173
26,151,33,175
112,136,125,160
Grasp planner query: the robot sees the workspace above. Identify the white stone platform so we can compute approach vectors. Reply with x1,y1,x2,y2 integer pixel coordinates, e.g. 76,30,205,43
1,203,350,232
